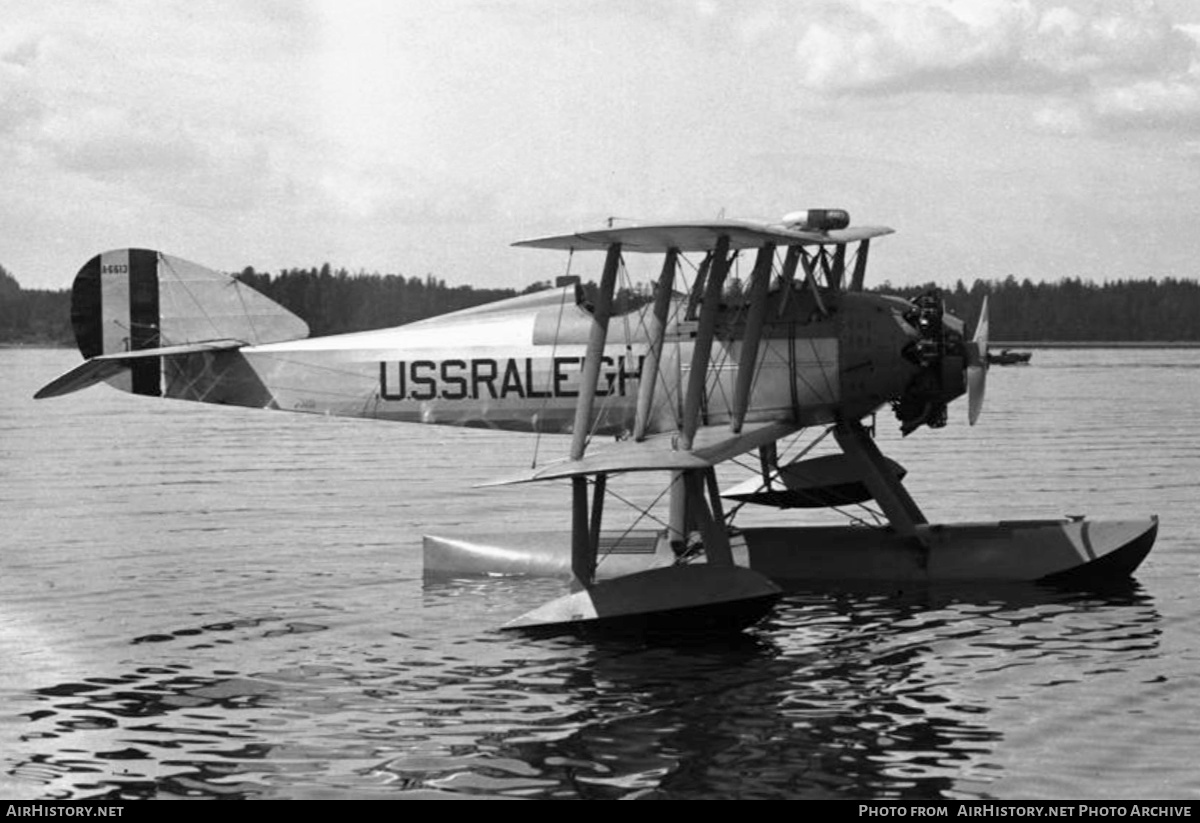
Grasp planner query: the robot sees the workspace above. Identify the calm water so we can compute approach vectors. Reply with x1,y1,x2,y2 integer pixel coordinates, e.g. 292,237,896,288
2,347,1199,800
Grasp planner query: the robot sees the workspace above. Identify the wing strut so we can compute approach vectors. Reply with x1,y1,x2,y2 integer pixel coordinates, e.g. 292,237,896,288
798,249,829,317
685,251,713,321
731,243,775,433
775,246,802,319
633,249,678,442
828,244,846,290
676,235,739,569
570,243,622,460
569,243,622,587
849,239,871,291
681,235,732,450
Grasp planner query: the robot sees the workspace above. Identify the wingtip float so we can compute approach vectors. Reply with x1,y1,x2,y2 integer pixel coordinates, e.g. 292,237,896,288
39,212,1157,637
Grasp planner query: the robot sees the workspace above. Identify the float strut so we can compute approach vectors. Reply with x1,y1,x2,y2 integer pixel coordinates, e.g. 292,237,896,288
571,476,592,586
684,469,734,567
834,419,927,537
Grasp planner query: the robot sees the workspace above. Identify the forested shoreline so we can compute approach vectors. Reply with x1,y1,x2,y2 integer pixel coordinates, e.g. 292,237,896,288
2,261,1198,346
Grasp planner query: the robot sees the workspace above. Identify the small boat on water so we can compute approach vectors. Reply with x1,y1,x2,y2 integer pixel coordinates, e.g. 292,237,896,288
988,348,1032,366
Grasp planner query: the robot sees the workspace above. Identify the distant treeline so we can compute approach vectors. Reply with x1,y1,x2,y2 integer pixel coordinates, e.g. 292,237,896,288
235,264,521,336
0,266,72,345
2,261,1198,346
882,276,1200,342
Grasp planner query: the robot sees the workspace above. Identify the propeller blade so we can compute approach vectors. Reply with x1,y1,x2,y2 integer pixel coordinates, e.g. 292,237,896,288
967,297,989,426
967,364,986,425
973,295,989,350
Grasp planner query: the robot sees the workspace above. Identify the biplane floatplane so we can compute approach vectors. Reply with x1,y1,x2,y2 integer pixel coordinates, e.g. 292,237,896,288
36,210,1157,634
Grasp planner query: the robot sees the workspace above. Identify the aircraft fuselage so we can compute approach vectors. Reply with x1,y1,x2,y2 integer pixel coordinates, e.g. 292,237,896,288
158,283,953,437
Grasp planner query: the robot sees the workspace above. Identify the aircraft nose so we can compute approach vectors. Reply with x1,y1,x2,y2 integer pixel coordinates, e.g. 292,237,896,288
892,292,969,435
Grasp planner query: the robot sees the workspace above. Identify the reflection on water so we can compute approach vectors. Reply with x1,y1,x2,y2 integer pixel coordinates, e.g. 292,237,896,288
4,348,1200,800
7,580,1168,800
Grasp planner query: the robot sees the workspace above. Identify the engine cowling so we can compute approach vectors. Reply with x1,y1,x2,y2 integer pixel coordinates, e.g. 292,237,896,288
893,291,967,435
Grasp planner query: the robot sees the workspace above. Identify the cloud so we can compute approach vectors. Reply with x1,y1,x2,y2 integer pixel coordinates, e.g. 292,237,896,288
27,100,276,211
1026,3,1192,80
786,0,1200,133
311,156,499,226
46,109,204,175
793,1,1033,92
1089,73,1200,128
0,1,319,215
0,29,47,135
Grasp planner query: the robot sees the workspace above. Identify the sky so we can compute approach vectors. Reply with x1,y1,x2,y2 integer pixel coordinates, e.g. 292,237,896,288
4,0,1200,291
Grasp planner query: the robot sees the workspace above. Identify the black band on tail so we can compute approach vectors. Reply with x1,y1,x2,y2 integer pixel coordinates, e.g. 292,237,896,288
69,249,162,396
128,249,161,396
71,255,103,359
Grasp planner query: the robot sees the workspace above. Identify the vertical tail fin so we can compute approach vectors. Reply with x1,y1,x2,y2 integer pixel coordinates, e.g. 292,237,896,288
38,249,308,399
73,249,307,357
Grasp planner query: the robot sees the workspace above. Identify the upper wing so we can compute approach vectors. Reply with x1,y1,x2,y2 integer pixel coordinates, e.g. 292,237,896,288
513,219,893,253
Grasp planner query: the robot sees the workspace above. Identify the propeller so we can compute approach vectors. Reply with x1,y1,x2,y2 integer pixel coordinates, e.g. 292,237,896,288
966,296,989,425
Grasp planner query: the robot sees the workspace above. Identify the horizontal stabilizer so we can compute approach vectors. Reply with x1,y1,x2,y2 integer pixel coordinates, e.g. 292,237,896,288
34,339,244,399
481,421,799,486
514,219,893,253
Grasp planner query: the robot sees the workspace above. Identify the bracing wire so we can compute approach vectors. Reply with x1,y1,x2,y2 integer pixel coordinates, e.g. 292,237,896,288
593,476,676,570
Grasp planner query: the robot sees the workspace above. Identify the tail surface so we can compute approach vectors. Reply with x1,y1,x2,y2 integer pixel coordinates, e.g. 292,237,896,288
37,249,307,399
